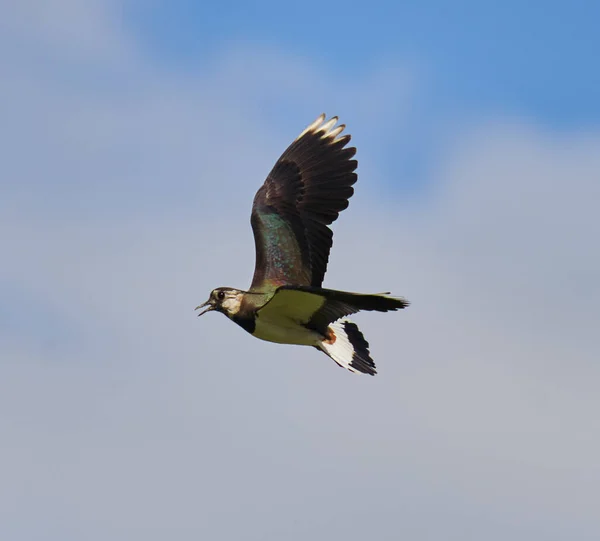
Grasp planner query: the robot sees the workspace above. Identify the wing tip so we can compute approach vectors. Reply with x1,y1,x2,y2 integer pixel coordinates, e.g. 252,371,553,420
374,292,410,310
295,113,349,145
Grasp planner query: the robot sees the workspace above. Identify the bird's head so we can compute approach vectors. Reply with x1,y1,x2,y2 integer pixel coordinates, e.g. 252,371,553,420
195,287,244,318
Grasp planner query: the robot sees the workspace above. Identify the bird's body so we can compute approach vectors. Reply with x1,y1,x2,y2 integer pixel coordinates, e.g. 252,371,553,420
197,114,409,375
253,310,322,346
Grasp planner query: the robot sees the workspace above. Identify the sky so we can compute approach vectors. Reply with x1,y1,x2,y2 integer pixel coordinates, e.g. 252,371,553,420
1,1,599,539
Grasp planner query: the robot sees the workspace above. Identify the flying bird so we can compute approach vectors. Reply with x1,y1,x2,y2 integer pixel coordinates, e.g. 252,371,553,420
196,114,409,375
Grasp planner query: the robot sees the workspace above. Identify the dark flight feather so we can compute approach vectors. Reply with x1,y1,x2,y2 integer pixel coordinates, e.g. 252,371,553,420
250,115,358,291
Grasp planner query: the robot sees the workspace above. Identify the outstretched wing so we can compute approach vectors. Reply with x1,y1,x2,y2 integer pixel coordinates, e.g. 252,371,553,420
249,114,358,291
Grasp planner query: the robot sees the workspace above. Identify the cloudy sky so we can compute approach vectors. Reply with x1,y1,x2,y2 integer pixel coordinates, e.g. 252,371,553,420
2,1,599,539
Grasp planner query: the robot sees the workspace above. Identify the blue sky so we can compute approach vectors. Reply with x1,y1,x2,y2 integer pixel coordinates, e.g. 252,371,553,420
2,2,600,540
130,0,600,195
130,0,600,126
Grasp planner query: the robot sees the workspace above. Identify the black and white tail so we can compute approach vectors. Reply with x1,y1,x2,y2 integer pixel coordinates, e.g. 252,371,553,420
318,319,376,376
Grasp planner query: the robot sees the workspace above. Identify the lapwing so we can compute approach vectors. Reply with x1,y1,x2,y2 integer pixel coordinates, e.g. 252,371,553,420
196,114,409,375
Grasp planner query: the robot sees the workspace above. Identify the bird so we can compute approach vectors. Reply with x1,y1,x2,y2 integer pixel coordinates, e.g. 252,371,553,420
196,114,409,375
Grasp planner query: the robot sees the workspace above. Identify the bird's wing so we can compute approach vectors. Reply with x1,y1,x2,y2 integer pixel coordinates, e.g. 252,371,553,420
256,285,408,334
249,114,358,291
255,287,358,326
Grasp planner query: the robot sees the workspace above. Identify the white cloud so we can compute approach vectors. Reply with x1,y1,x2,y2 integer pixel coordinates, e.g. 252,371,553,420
1,2,599,540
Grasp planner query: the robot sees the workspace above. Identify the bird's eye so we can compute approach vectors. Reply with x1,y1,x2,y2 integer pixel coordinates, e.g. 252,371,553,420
217,291,225,300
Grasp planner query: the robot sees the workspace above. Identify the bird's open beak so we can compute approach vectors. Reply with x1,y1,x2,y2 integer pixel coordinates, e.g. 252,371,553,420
195,300,214,317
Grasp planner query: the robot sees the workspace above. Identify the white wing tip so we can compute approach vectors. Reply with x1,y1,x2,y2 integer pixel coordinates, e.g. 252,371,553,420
295,113,347,143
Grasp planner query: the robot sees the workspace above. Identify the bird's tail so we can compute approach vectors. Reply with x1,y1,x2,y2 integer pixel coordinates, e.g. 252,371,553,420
317,319,376,375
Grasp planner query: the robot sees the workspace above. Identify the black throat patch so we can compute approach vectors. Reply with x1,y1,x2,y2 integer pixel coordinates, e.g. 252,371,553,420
232,314,256,334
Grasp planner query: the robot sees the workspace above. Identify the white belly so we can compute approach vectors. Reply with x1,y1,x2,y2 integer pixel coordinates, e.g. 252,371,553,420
253,315,321,346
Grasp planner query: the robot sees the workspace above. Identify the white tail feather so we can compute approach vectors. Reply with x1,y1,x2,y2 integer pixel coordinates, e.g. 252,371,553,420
317,320,376,375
